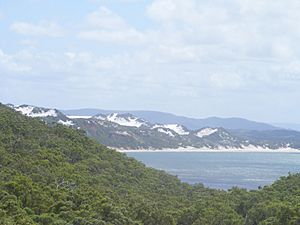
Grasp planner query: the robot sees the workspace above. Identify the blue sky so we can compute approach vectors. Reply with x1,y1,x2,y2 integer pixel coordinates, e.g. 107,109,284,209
1,0,300,123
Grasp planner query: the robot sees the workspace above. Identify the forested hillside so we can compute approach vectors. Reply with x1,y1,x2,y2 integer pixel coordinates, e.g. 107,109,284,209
9,104,300,150
0,104,300,225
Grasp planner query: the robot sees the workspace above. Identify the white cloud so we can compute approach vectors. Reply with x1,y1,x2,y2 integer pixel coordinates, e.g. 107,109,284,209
64,51,115,70
78,29,144,44
10,21,65,37
3,0,300,122
147,0,200,24
142,0,300,89
0,49,32,72
86,6,127,29
146,0,300,60
210,72,243,89
6,1,300,91
78,7,145,44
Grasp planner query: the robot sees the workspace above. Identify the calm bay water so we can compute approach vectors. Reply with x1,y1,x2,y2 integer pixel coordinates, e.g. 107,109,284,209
126,152,300,190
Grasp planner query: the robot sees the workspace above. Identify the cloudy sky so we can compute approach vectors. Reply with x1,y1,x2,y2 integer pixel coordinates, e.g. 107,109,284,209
1,0,300,123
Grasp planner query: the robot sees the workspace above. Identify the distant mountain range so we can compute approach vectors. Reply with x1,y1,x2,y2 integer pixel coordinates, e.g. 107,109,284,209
7,104,300,150
62,108,279,131
273,123,300,132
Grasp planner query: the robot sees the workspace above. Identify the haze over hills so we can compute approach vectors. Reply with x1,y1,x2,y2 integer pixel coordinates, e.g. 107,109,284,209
62,108,279,131
273,123,300,132
7,103,300,150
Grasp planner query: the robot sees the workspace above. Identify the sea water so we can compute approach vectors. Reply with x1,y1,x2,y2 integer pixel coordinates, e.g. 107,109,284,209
126,152,300,190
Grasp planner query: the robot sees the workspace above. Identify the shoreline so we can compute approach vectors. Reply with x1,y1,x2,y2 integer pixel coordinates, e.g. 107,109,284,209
114,147,300,153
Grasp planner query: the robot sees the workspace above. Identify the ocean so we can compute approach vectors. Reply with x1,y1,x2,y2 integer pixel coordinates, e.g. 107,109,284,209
126,152,300,190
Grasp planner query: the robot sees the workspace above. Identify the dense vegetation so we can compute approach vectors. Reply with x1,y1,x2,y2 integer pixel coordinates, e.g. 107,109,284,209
0,104,299,224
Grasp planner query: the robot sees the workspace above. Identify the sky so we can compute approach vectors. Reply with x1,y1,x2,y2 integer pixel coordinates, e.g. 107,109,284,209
1,0,300,123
